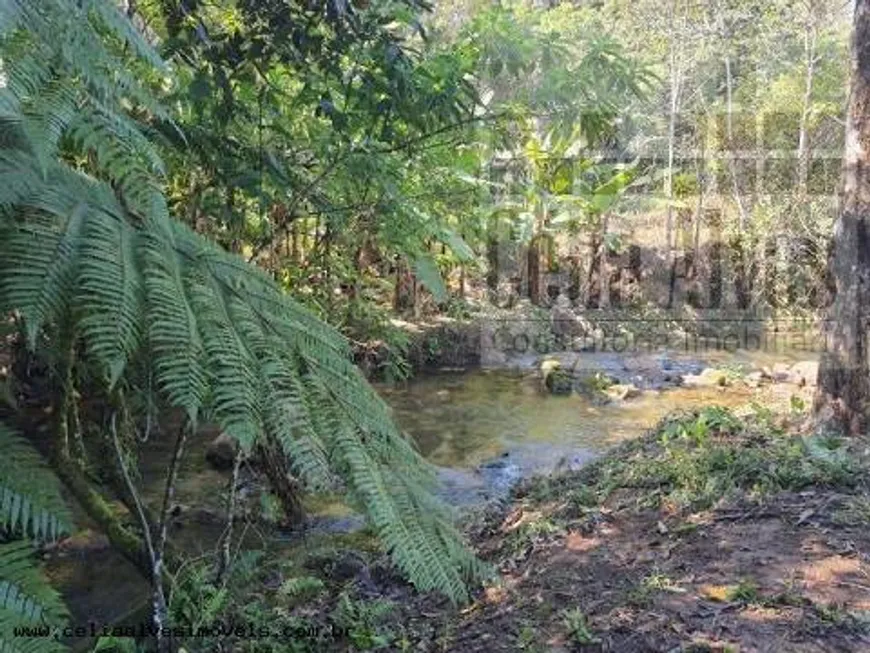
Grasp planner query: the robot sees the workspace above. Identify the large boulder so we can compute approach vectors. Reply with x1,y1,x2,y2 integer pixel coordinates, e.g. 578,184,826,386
683,368,730,388
551,303,584,338
205,433,238,470
541,359,573,395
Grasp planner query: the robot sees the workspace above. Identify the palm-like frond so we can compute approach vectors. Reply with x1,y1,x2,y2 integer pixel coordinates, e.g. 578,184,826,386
0,542,67,648
0,423,70,653
0,0,485,602
77,209,143,388
0,424,71,542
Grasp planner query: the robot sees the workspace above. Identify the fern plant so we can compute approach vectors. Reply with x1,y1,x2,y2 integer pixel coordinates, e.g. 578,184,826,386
0,0,485,603
0,422,71,653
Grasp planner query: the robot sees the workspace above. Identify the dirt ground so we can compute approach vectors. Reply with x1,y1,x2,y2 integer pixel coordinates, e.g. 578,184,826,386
142,406,870,653
389,418,870,652
400,494,870,652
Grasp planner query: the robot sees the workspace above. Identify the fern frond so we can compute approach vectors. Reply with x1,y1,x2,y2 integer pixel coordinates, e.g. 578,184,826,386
0,542,67,625
0,207,85,347
0,424,70,542
262,355,334,490
0,542,67,653
76,209,143,388
70,105,167,215
183,240,264,453
83,0,167,73
19,79,80,169
0,0,487,603
0,151,50,212
0,421,69,652
139,228,208,425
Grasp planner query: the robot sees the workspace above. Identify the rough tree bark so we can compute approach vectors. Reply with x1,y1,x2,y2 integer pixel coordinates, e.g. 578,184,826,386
257,437,305,525
814,0,870,435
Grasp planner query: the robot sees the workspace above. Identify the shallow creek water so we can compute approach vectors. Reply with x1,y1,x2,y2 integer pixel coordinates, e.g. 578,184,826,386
382,370,745,504
46,348,816,644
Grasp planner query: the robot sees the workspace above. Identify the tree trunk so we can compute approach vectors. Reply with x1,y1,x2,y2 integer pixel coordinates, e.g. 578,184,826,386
663,0,685,280
708,210,724,309
814,0,870,435
394,258,415,313
665,47,680,279
797,18,818,195
724,56,749,230
598,215,611,309
213,453,242,585
527,236,542,305
486,214,500,294
291,222,299,264
694,137,706,264
585,232,601,309
730,235,752,310
257,439,305,525
227,186,242,254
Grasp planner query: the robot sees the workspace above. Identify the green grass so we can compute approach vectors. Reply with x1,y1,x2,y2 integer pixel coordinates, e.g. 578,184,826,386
627,570,686,607
526,407,861,516
561,608,599,645
726,578,760,604
833,496,870,526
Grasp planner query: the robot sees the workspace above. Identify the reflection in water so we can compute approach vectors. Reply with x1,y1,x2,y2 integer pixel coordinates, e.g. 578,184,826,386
381,369,761,469
50,349,816,644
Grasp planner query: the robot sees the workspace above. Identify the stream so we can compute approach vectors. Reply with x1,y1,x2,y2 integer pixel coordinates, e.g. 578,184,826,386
45,348,817,646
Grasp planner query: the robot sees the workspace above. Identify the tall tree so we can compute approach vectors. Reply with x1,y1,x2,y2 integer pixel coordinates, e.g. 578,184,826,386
814,0,870,434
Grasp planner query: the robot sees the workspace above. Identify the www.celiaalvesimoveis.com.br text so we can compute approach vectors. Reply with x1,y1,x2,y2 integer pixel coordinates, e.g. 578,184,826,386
13,621,346,641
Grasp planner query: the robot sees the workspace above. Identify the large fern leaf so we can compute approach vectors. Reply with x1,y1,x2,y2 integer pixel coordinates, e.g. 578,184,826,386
76,210,143,388
0,424,71,542
139,227,209,424
0,0,486,603
0,423,70,653
0,207,86,347
0,542,67,653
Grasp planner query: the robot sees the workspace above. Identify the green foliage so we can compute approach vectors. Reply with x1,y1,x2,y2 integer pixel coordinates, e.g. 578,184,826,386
154,0,482,310
413,256,448,304
627,570,685,607
726,578,760,604
832,496,870,527
0,424,71,541
168,562,231,633
0,542,68,653
561,608,599,645
91,636,141,653
659,406,743,446
0,424,71,653
0,0,484,603
506,515,563,554
277,576,326,605
595,410,858,511
528,408,860,518
259,492,284,526
331,593,396,650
